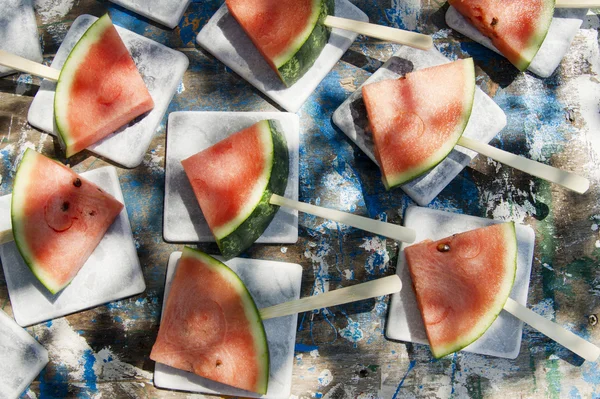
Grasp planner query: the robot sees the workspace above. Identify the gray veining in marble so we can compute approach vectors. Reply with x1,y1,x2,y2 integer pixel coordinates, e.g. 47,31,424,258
0,166,145,327
154,252,302,398
332,46,507,206
0,0,43,76
386,206,535,359
27,14,188,168
109,0,191,28
446,6,587,78
164,111,299,244
196,0,368,113
0,309,48,399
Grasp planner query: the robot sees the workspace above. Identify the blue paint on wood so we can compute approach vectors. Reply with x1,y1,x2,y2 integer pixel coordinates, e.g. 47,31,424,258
38,364,69,398
392,360,416,399
295,343,319,352
82,349,97,392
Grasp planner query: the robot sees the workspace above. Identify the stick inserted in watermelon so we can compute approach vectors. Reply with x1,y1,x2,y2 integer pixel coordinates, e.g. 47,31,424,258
362,58,590,193
0,14,155,158
448,0,555,71
9,149,124,294
405,222,518,358
225,0,432,87
151,247,403,394
181,119,416,259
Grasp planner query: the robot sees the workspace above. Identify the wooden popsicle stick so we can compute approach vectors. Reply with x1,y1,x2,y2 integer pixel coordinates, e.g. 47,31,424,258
0,50,60,81
503,298,600,362
555,0,600,7
260,274,402,320
458,136,590,194
324,15,433,51
269,194,416,243
0,195,13,245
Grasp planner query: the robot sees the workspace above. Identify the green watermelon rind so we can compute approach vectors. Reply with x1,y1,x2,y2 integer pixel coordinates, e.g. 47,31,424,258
216,120,289,259
512,1,555,71
276,0,334,87
54,14,113,157
383,58,476,190
430,222,518,359
181,247,270,394
11,149,66,294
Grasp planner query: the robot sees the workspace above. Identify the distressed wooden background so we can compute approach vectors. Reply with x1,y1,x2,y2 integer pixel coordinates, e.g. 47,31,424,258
1,0,600,398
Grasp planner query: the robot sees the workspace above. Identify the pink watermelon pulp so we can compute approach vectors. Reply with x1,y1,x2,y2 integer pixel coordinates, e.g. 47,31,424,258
362,58,475,189
449,0,555,71
11,149,124,294
181,119,289,259
150,247,269,394
405,222,517,358
226,0,333,86
54,14,155,157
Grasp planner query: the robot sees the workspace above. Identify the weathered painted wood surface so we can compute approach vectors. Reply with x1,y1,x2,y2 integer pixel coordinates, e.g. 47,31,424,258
0,0,599,397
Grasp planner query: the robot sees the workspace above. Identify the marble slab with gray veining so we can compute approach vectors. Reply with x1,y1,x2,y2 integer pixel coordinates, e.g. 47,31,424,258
0,309,48,399
0,166,145,327
27,14,188,168
109,0,191,28
154,252,302,398
196,0,368,113
446,7,588,78
332,46,507,206
164,111,299,244
386,206,535,359
0,0,43,76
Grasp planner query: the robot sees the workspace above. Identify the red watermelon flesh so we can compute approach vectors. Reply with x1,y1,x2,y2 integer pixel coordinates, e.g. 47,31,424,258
405,222,517,358
150,247,269,394
362,58,475,189
54,14,155,158
449,0,555,71
11,149,124,294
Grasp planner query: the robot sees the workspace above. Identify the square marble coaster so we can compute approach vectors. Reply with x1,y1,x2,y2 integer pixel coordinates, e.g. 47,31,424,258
164,112,299,244
109,0,191,28
27,14,188,168
0,0,43,77
386,206,535,359
196,0,368,113
154,252,302,398
0,309,48,399
0,166,146,327
332,46,507,206
446,7,587,78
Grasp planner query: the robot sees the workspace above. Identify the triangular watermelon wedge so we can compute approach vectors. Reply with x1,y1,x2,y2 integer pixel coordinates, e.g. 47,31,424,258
405,222,517,358
150,247,269,394
226,0,334,87
362,58,475,190
11,149,124,294
54,14,155,158
449,0,555,71
181,119,289,259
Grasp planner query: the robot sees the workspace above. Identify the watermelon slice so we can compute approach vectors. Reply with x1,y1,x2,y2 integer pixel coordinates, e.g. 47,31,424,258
181,120,289,259
150,247,269,394
226,0,334,87
54,14,155,157
405,222,517,358
11,149,124,294
362,58,476,189
448,0,555,71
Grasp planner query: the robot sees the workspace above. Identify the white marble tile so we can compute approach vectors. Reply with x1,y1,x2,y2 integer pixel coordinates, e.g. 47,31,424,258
332,46,507,206
164,111,299,244
154,252,302,398
196,0,368,113
0,309,48,399
27,14,188,168
0,166,146,327
109,0,191,28
446,7,587,78
386,206,535,359
0,0,43,76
